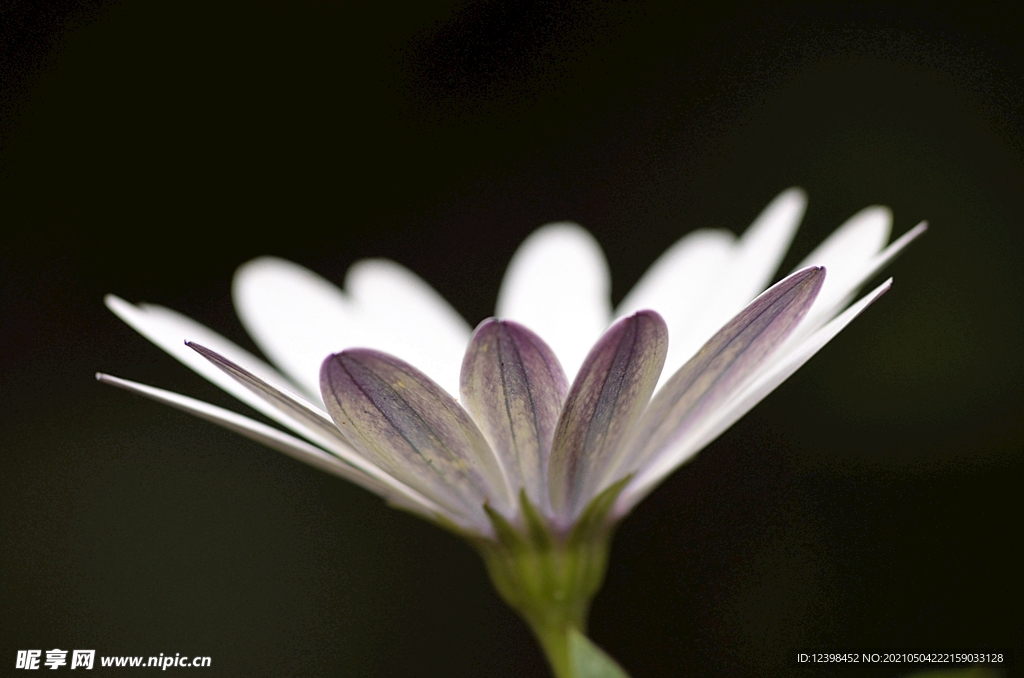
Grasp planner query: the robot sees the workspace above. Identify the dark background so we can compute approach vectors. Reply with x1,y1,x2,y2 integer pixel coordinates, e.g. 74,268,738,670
1,1,1021,676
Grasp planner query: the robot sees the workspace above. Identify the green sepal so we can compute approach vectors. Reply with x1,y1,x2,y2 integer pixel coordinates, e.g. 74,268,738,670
567,476,631,551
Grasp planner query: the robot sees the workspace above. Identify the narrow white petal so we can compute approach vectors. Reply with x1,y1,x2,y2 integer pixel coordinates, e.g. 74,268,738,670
654,188,807,384
616,279,892,515
496,223,612,382
233,256,357,401
344,259,471,398
732,187,808,295
795,205,891,299
184,341,356,454
616,228,735,380
106,295,321,430
94,373,448,522
795,221,926,337
233,257,472,400
108,296,446,503
178,342,489,528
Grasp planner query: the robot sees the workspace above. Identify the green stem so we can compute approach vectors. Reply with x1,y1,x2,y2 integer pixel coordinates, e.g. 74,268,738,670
474,516,607,678
471,483,630,678
530,618,576,678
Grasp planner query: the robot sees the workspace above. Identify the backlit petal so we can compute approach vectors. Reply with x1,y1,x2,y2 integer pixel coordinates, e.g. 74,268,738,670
616,229,734,380
497,223,612,382
618,277,890,514
322,349,515,532
547,311,667,523
345,259,472,397
796,221,927,337
647,188,807,384
460,319,568,512
232,257,358,400
105,295,322,436
233,256,470,400
617,266,824,485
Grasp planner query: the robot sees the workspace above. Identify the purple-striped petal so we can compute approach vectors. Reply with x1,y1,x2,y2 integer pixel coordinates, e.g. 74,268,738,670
460,319,569,512
547,310,668,524
617,266,825,481
321,349,515,530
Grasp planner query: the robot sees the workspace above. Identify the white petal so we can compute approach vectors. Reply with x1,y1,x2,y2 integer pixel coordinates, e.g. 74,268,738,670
344,259,471,398
616,279,892,515
795,221,926,339
106,295,321,430
731,187,808,295
109,296,443,502
95,373,448,522
233,257,357,400
106,297,433,497
616,228,735,382
793,206,890,331
652,188,807,384
496,223,612,382
180,341,487,528
184,341,357,455
233,257,471,400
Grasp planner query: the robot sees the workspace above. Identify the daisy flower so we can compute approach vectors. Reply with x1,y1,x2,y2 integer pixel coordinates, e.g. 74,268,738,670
98,188,924,677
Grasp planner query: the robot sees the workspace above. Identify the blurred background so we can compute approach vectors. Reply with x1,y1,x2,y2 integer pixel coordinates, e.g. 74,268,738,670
1,1,1021,676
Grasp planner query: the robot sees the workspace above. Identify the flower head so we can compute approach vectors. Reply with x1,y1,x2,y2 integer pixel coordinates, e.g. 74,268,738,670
98,188,924,677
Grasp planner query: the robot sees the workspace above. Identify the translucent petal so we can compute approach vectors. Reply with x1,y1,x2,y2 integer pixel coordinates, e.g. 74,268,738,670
183,341,356,456
94,373,445,521
345,259,472,398
616,229,735,381
460,319,568,512
547,311,667,523
322,349,514,532
616,267,824,488
618,278,890,514
795,221,927,338
496,223,612,382
794,205,890,319
105,295,328,438
654,188,807,383
232,257,358,400
233,256,471,400
178,341,463,519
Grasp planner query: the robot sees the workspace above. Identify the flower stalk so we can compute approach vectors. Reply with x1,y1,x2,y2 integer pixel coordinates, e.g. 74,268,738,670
472,481,630,678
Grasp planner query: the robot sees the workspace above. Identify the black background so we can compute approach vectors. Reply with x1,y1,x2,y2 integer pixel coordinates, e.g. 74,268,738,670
1,1,1021,676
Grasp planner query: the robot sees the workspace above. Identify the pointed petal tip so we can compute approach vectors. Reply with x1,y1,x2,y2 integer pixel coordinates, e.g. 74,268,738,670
95,372,136,387
869,277,894,301
791,264,827,287
94,372,131,388
185,340,213,359
104,293,132,313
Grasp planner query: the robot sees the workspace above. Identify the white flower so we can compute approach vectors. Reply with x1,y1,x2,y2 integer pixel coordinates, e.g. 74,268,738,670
98,188,924,536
